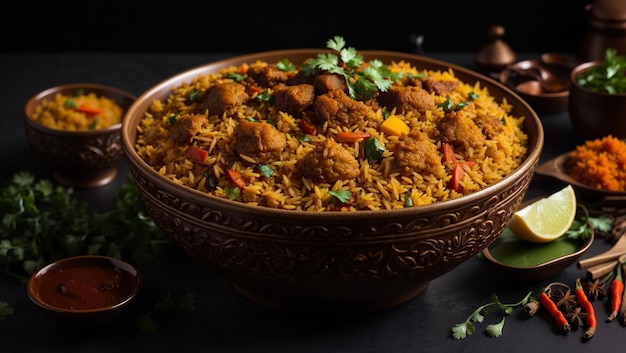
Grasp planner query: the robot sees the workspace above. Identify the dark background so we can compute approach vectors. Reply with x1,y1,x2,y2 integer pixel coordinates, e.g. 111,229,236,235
8,1,592,55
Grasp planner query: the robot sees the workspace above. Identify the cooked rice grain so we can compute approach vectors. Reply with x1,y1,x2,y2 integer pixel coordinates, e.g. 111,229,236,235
135,60,529,211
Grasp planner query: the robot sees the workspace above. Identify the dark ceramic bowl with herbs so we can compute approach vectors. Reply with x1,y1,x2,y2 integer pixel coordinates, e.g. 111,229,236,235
569,49,626,140
24,83,136,188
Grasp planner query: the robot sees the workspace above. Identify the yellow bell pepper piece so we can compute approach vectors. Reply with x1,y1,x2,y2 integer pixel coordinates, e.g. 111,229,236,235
380,115,410,136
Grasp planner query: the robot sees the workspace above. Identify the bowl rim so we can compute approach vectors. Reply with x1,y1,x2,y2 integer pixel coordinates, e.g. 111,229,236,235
24,82,136,136
121,49,544,220
26,255,142,314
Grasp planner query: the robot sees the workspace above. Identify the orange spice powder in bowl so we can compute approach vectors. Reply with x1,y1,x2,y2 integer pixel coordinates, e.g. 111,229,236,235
566,135,626,192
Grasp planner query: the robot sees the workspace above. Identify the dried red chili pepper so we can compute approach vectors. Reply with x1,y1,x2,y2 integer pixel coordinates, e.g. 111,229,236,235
539,291,570,332
575,278,597,340
607,264,624,322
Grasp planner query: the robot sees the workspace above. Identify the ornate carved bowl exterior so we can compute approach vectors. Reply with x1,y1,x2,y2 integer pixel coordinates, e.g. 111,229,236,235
24,83,136,188
121,50,544,314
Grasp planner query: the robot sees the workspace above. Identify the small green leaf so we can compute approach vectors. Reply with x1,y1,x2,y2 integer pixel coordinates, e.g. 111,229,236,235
0,302,14,320
488,228,585,267
485,317,505,337
328,189,351,204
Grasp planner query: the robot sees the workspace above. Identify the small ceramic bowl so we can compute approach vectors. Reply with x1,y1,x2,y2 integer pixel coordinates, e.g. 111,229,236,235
27,255,142,326
534,140,626,202
569,61,626,140
24,83,136,188
499,59,570,114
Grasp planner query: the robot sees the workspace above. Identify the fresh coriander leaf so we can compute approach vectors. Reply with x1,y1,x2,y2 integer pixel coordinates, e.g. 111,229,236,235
257,165,275,178
364,137,385,161
0,301,14,320
137,292,197,333
226,72,245,82
188,88,198,101
276,59,296,72
136,313,158,332
485,317,505,337
438,96,454,111
0,172,169,282
451,291,531,339
299,36,401,100
254,89,273,102
328,190,352,204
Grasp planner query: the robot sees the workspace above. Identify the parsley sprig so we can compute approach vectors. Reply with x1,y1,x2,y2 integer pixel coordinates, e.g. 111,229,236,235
136,292,197,332
301,36,403,100
566,204,612,240
0,171,170,283
451,291,532,339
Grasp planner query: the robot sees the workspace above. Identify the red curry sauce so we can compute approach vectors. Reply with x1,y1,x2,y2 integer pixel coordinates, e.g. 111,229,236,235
34,265,136,311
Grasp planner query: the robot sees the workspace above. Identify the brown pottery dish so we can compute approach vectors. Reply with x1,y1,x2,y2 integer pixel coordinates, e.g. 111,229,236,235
535,142,626,201
482,196,594,282
27,255,142,326
569,61,626,140
121,49,544,314
24,83,136,188
499,59,570,114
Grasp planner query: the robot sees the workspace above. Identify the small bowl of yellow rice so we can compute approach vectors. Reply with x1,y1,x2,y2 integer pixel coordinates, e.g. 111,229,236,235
24,83,135,188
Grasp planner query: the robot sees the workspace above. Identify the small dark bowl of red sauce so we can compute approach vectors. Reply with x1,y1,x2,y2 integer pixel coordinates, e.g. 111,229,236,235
27,255,142,326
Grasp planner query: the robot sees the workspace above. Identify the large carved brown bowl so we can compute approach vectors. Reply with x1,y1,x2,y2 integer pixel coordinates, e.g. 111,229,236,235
121,50,544,314
24,83,136,188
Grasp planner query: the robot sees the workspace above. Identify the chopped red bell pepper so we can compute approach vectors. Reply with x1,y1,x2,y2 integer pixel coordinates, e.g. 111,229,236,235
187,145,208,162
450,161,477,192
440,143,456,167
227,169,247,189
75,105,104,115
300,119,317,135
336,131,370,142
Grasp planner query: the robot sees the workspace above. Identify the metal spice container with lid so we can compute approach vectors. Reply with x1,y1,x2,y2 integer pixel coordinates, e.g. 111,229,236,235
578,0,626,61
474,24,516,78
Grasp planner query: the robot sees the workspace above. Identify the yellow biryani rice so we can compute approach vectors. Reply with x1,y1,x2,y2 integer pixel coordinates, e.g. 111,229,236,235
134,60,528,212
31,90,123,131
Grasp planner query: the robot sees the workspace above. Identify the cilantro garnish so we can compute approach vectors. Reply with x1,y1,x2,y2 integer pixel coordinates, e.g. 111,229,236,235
276,58,296,73
329,189,352,204
451,292,532,339
136,292,197,332
566,204,612,240
0,301,14,320
575,48,626,94
301,36,403,100
363,137,386,161
0,171,170,283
